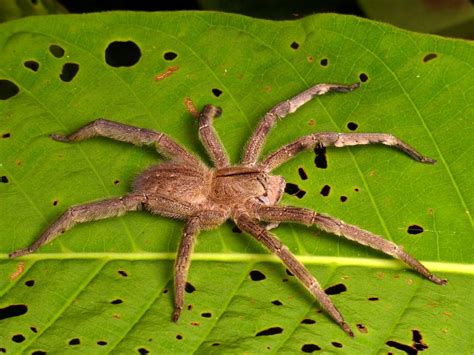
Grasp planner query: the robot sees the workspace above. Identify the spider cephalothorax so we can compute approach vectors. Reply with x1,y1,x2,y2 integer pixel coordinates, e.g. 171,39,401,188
10,83,446,336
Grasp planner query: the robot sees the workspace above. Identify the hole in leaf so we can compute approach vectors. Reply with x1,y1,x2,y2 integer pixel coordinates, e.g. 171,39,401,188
386,341,416,355
359,73,369,82
407,225,424,235
30,326,38,333
301,344,321,352
2,132,10,138
97,340,107,346
423,53,437,63
357,323,368,333
256,327,283,336
298,167,308,180
49,44,65,58
69,338,80,345
60,63,79,82
250,270,266,281
332,342,343,348
354,187,360,192
340,196,347,202
314,146,327,169
320,185,330,197
325,283,347,295
12,334,25,343
212,343,220,346
25,280,35,287
290,41,299,50
31,351,46,355
0,349,5,353
201,312,212,318
53,200,58,206
0,80,20,100
138,348,150,354
105,41,141,67
232,226,242,233
164,51,178,61
30,0,38,5
368,297,379,301
1,176,9,183
111,299,123,305
412,329,428,350
212,88,223,97
271,300,283,306
187,304,193,311
176,334,183,340
0,304,28,320
295,190,306,199
114,179,120,185
285,182,300,195
320,58,328,66
185,282,196,293
301,318,316,324
347,122,358,131
24,60,39,72
286,269,294,276
118,270,128,277
163,289,169,294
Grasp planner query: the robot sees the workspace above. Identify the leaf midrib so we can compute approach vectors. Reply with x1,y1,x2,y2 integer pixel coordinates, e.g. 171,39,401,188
3,253,473,275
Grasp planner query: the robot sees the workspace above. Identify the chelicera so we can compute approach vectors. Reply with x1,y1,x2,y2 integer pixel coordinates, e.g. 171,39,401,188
10,82,446,336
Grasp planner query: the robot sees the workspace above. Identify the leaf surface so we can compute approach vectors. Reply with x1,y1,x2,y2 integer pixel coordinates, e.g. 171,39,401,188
0,11,472,353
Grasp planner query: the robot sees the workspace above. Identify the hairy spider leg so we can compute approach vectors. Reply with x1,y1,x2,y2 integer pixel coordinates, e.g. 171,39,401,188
254,205,447,285
173,210,227,322
9,194,145,258
241,82,360,166
260,132,436,171
198,105,230,168
50,118,199,165
235,213,355,337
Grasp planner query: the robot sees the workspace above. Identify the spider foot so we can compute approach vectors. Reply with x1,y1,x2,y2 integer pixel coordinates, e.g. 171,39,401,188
341,322,355,337
9,247,33,258
50,133,70,142
172,307,182,322
420,156,437,164
334,82,360,93
429,274,448,286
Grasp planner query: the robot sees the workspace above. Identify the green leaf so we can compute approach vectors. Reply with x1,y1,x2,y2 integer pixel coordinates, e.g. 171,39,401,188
0,11,472,353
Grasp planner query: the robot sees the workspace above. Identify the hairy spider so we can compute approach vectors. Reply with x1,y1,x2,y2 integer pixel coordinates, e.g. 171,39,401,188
10,82,446,336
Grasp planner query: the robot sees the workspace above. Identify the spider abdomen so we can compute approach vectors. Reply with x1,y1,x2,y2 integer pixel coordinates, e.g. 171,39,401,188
133,162,212,208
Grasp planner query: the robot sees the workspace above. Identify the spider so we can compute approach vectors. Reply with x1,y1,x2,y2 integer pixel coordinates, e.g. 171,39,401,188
10,82,447,336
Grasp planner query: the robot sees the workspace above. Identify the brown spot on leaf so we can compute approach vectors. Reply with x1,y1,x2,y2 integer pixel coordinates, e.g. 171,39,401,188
184,97,199,118
154,65,179,81
10,262,25,280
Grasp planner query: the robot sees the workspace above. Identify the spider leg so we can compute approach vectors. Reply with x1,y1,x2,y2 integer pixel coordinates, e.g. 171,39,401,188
198,105,230,168
254,205,447,285
51,119,199,165
260,132,436,171
173,211,227,322
235,213,354,337
173,217,199,322
9,194,145,258
241,82,360,166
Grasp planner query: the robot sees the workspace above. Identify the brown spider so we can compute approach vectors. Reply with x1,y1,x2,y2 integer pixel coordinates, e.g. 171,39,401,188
10,82,447,336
